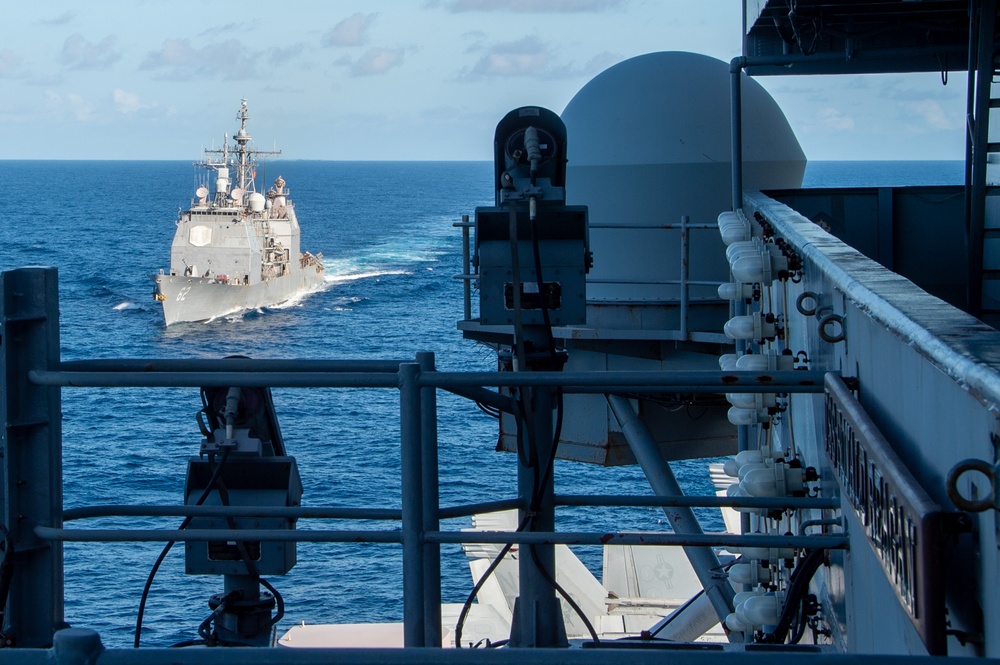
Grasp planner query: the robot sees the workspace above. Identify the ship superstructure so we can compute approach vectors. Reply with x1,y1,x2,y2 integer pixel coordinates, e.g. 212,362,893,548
153,100,324,325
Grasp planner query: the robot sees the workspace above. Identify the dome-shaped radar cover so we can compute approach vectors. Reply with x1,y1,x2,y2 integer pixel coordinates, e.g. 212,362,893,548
560,52,804,303
562,51,804,187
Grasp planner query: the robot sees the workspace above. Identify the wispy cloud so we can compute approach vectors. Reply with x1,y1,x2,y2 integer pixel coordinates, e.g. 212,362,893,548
66,93,95,121
431,0,626,12
269,44,305,65
323,13,378,47
909,100,957,131
60,34,121,70
338,47,405,76
140,39,261,80
463,35,605,79
197,21,257,38
45,90,97,122
818,107,855,131
39,11,75,26
468,35,551,77
113,89,156,114
0,50,22,78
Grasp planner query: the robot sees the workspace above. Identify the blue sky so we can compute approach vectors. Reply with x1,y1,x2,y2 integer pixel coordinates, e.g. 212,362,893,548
2,1,967,161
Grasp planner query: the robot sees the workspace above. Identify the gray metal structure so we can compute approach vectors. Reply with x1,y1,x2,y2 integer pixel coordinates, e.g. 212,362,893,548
2,267,846,656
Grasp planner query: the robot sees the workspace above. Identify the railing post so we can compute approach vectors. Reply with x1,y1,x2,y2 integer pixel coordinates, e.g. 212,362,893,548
416,352,441,647
730,57,745,212
680,215,690,341
509,381,568,648
461,214,472,321
0,267,64,647
398,362,425,646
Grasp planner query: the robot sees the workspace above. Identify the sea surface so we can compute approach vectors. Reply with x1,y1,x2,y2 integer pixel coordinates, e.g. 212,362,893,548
0,159,962,647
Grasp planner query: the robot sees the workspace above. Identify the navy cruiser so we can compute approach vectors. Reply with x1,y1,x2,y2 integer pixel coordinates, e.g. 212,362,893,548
153,100,324,325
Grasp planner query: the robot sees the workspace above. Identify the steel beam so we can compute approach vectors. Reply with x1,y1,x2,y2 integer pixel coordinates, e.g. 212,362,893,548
607,395,737,639
417,352,442,647
399,363,426,647
0,267,64,647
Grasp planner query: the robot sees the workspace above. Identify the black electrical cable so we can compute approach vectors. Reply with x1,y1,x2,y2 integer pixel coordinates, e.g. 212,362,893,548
214,477,286,637
516,200,601,644
260,577,285,630
513,390,533,470
528,213,558,361
764,548,825,643
198,590,239,642
788,590,810,644
522,388,601,645
454,513,532,648
133,448,231,648
528,543,600,645
459,166,597,646
474,400,501,419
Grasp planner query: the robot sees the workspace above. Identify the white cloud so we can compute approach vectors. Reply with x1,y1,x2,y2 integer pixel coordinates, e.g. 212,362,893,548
346,47,405,76
911,99,956,130
469,36,550,77
435,0,626,12
140,39,261,80
582,51,624,77
818,107,854,131
66,93,95,121
60,34,120,70
113,89,155,114
463,35,610,79
323,13,377,47
39,10,75,26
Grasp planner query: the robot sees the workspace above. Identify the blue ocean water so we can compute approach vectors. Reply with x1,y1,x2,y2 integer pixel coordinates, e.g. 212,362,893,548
801,160,964,187
0,159,961,647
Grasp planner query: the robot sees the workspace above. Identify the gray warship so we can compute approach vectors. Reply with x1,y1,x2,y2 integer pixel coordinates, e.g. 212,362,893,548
153,100,324,325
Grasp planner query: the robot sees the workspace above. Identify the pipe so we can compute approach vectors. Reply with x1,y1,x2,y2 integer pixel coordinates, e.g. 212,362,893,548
647,591,719,642
34,526,848,549
730,57,744,213
418,352,442,647
606,394,737,638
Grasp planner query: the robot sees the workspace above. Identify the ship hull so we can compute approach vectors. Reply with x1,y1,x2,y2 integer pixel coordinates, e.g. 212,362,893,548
153,266,324,325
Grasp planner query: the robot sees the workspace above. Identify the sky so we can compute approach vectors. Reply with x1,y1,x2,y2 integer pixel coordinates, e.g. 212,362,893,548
1,1,969,161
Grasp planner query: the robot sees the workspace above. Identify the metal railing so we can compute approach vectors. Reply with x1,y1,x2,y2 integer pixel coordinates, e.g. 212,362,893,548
2,267,846,654
454,216,727,340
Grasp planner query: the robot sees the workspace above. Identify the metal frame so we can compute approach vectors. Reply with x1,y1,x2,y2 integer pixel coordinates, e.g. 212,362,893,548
456,216,728,340
2,267,844,652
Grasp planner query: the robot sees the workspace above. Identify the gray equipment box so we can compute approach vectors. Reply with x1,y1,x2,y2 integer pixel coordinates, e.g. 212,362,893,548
476,205,589,326
184,456,302,576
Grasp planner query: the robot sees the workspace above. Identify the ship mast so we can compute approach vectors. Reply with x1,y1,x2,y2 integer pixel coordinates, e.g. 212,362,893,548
201,100,281,207
234,99,281,197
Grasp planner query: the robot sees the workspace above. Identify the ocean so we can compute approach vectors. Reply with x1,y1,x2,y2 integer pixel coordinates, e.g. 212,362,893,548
0,159,963,647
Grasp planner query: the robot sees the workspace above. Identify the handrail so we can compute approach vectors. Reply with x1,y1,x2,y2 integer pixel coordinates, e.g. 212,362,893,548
30,360,838,648
29,368,832,393
1,263,847,650
58,494,836,523
35,525,847,550
454,214,728,335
